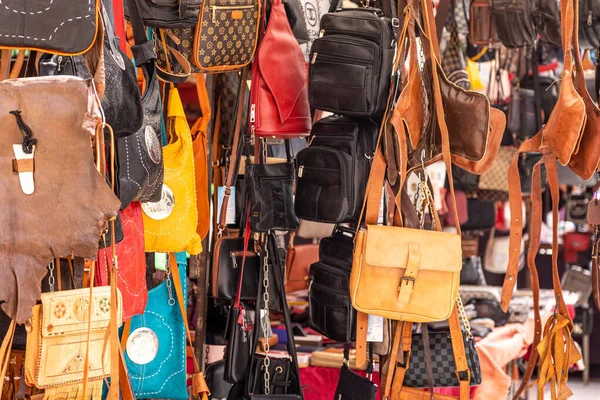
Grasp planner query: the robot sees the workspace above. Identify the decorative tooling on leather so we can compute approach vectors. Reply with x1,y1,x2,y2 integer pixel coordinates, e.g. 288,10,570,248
0,77,120,323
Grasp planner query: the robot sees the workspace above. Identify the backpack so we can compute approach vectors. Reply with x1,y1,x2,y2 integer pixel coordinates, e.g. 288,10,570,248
295,116,378,223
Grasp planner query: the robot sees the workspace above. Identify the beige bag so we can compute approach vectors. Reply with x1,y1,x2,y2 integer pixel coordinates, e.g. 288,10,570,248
25,287,122,399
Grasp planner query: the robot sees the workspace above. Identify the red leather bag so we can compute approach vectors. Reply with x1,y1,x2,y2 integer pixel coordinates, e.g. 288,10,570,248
249,0,311,138
563,232,591,265
97,202,148,320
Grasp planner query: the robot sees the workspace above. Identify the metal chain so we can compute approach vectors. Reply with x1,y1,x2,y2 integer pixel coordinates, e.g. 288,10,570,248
48,260,56,292
262,245,271,394
456,295,473,340
417,35,429,139
165,257,176,306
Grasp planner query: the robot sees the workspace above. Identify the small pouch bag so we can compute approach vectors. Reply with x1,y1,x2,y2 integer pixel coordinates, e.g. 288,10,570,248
333,344,378,400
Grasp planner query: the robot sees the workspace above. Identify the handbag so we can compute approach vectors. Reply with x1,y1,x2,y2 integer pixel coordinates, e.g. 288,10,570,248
206,298,230,345
578,0,600,49
192,0,260,73
285,240,319,293
533,0,562,48
469,0,500,46
249,0,311,139
206,360,234,399
24,287,123,399
295,116,378,224
442,3,470,90
246,162,299,232
475,145,515,197
0,76,120,324
224,303,255,383
491,0,537,48
142,87,203,255
461,199,496,231
566,193,592,224
96,202,148,320
115,0,164,209
211,237,260,301
460,256,486,286
124,0,201,28
563,232,591,264
333,344,378,400
0,0,100,55
484,229,525,274
308,3,395,117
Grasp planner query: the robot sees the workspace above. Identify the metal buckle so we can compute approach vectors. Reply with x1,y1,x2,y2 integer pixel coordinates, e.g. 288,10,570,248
400,276,415,289
391,17,400,27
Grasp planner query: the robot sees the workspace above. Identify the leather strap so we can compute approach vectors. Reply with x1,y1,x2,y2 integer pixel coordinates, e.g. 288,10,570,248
593,231,600,310
125,0,157,68
397,244,420,304
390,321,414,399
156,29,192,84
9,50,25,79
0,320,16,396
355,311,369,369
421,325,435,400
448,306,469,400
217,66,249,234
169,254,210,399
435,0,452,42
233,211,252,309
383,322,404,398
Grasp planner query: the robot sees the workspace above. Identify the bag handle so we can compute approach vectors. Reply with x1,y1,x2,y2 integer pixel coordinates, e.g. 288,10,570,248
156,29,193,84
169,253,210,399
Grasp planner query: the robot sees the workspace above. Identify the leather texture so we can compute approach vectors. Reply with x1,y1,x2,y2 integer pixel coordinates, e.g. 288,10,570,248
533,0,562,47
193,0,260,72
211,237,259,300
249,0,311,138
491,0,537,48
0,76,120,323
223,304,254,383
25,287,122,389
96,202,148,321
285,243,319,293
124,253,188,399
205,360,233,399
469,0,500,46
0,0,99,55
578,0,600,48
192,74,211,240
124,0,201,28
142,88,203,255
295,116,378,223
246,162,299,232
334,364,378,400
308,8,394,117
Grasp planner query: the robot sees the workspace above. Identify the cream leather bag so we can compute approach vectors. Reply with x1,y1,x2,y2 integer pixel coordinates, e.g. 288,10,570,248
25,287,122,399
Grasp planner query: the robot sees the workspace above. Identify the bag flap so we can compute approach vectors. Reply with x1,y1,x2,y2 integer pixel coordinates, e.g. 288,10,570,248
364,225,461,272
257,3,306,123
41,287,122,337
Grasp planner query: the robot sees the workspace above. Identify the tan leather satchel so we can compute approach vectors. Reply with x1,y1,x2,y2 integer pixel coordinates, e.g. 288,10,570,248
24,287,123,399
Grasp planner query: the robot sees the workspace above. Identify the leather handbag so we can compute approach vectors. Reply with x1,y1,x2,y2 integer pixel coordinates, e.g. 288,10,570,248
211,237,260,301
563,232,591,264
578,0,600,49
24,287,123,399
285,241,319,293
295,116,378,224
206,298,230,345
334,356,378,400
491,0,537,48
192,74,211,240
469,0,500,46
476,145,515,194
249,0,311,139
308,4,395,117
460,256,486,285
566,193,592,225
96,202,148,320
484,230,525,274
245,162,299,232
0,0,100,55
115,0,164,209
192,0,260,73
461,199,496,231
142,88,203,255
0,76,120,324
533,0,562,47
205,360,234,398
224,303,255,383
508,86,538,141
124,0,201,28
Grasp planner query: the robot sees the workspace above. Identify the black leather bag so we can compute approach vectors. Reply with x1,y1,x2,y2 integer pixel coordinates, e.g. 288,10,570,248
334,364,378,400
460,256,487,286
115,0,164,209
461,199,496,231
206,298,230,345
211,237,260,301
508,86,538,140
403,331,482,388
124,0,201,28
38,54,86,77
579,0,600,49
206,360,234,399
224,303,255,383
466,297,509,327
245,162,299,232
308,227,356,342
308,7,395,117
295,116,378,224
533,0,561,47
491,0,536,48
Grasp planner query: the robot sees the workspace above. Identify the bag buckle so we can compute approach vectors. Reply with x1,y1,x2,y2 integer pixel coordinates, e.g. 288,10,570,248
400,276,415,288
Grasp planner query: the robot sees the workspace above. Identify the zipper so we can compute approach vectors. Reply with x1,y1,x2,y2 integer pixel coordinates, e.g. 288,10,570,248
297,164,341,176
230,251,238,269
211,4,254,23
250,103,256,145
311,35,379,68
309,278,348,295
57,56,63,72
298,165,304,177
311,52,375,66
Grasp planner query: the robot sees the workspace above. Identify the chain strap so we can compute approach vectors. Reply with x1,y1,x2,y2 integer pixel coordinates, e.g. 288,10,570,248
455,295,473,340
165,257,176,307
48,260,56,292
262,244,271,394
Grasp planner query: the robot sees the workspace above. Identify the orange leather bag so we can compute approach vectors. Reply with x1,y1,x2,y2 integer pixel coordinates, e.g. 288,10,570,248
285,236,319,293
192,74,211,240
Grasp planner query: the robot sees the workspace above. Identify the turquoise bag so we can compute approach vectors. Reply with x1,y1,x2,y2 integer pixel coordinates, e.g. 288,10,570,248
124,252,188,399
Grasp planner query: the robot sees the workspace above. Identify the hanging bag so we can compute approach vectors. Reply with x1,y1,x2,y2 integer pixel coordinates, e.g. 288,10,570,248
124,0,201,28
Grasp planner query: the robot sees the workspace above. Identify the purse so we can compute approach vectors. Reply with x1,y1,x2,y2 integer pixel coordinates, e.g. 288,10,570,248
533,0,562,47
296,219,335,239
24,287,123,399
206,360,234,398
246,162,299,232
285,240,319,293
484,229,525,274
461,199,496,231
141,87,203,255
211,237,260,301
224,303,255,383
469,0,500,46
491,0,537,48
0,0,100,55
333,345,378,400
96,202,148,320
563,232,591,264
124,0,201,28
566,193,592,224
192,0,260,73
249,0,311,139
115,0,164,209
460,256,486,286
0,77,120,324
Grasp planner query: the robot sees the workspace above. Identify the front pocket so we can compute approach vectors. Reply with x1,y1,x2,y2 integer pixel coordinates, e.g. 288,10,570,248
295,147,353,223
308,279,353,342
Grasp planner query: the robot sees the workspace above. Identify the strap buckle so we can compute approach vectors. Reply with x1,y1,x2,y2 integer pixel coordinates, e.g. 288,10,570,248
399,276,415,289
391,17,400,28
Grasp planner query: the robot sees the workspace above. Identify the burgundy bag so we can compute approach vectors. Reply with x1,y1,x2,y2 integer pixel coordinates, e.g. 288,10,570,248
248,0,311,138
96,201,147,320
444,189,468,226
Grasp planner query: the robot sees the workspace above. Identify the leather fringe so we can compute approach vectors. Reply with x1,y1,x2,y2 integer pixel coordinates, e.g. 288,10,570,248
42,381,103,400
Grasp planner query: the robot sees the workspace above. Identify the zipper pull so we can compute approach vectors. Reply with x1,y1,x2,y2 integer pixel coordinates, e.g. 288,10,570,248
319,29,325,38
230,252,238,268
589,10,593,26
57,56,63,72
212,6,217,23
311,52,318,64
298,165,304,178
250,104,256,123
308,280,313,293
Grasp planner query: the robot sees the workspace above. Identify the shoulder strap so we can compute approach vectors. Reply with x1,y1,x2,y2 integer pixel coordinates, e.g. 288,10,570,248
0,320,16,396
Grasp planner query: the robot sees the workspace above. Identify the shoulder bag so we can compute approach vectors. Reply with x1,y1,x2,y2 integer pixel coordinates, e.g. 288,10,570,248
285,238,319,293
124,0,201,28
0,0,100,55
0,76,120,324
25,287,123,399
142,87,203,255
333,344,378,400
533,0,562,47
249,0,311,139
308,1,395,117
192,0,260,73
469,0,500,46
578,0,600,49
491,0,537,48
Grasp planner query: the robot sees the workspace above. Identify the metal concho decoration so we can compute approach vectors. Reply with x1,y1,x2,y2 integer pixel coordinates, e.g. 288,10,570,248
142,184,175,220
144,125,162,164
126,328,159,365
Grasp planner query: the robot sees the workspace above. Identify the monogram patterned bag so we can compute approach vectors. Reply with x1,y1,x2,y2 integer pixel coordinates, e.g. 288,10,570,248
192,0,260,73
